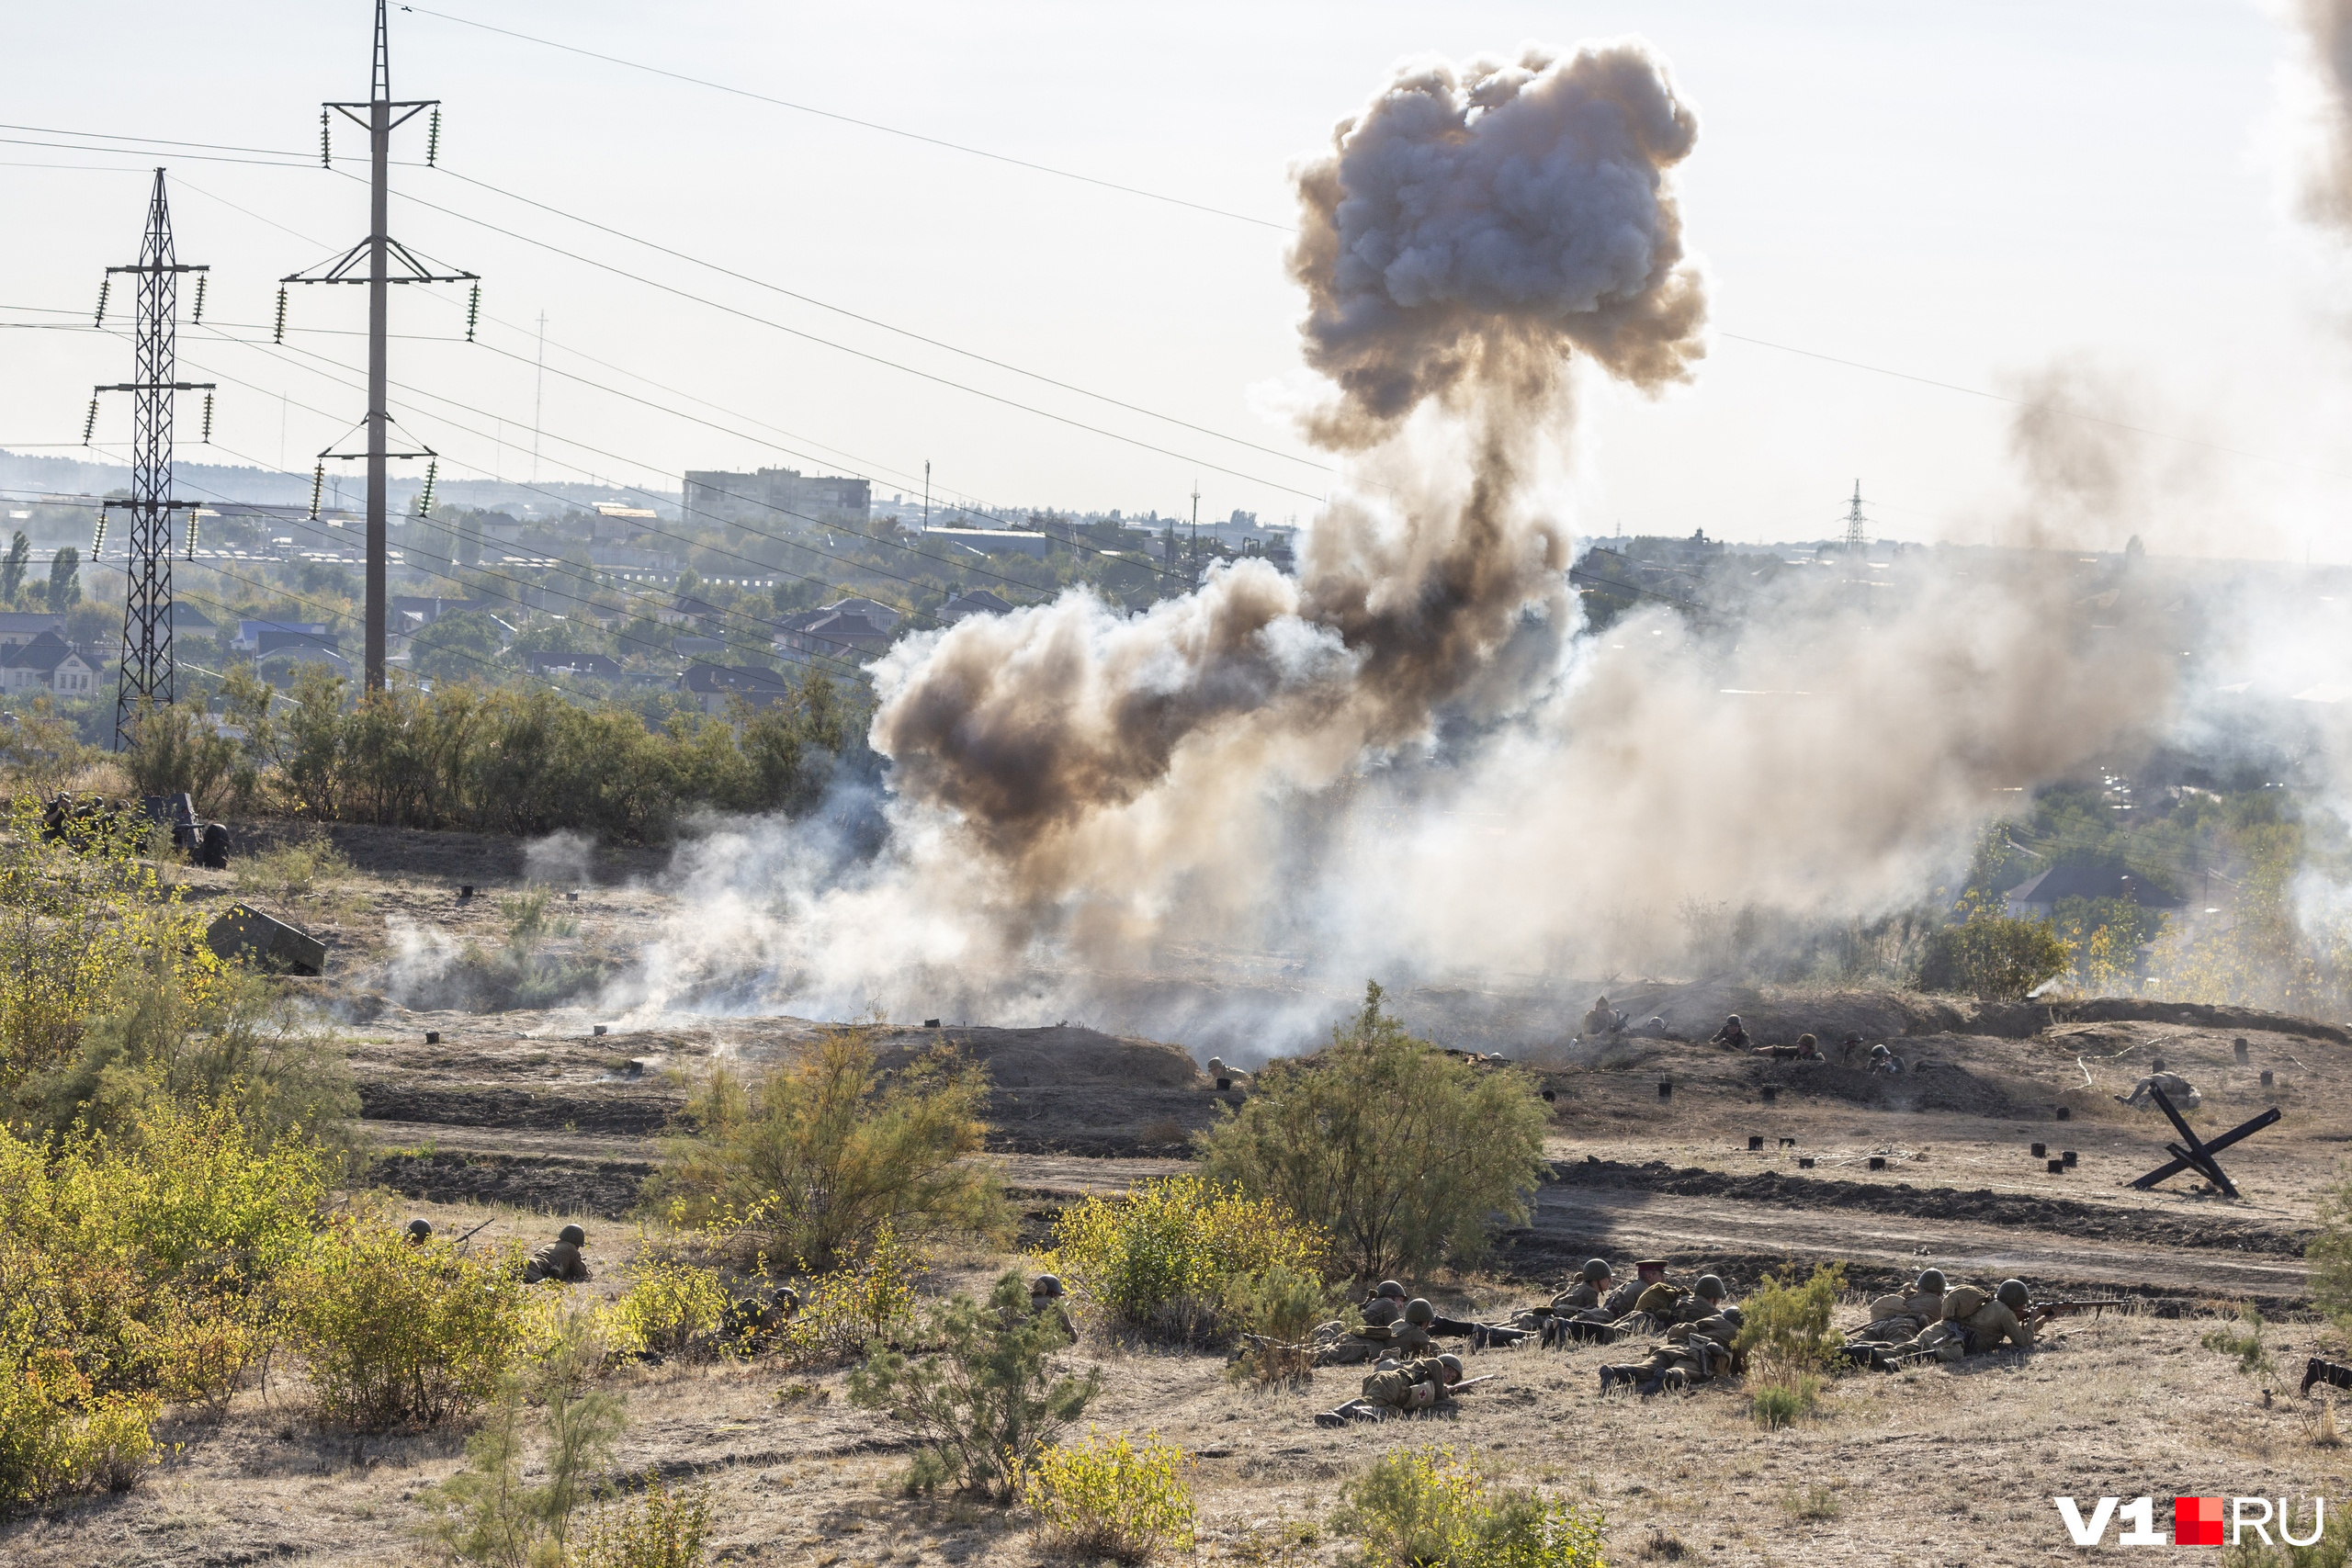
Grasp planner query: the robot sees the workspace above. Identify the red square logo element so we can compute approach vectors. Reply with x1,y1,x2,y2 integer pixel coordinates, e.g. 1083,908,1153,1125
2176,1496,2225,1546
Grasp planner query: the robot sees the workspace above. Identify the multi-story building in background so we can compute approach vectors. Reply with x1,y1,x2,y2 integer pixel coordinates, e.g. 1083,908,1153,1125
681,467,870,534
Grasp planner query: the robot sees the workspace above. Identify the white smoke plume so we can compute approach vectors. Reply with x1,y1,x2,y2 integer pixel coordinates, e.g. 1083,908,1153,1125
590,41,2244,1055
2298,0,2352,232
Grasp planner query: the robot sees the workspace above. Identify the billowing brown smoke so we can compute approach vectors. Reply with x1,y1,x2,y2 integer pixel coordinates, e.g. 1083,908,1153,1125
872,42,1708,886
2301,0,2352,231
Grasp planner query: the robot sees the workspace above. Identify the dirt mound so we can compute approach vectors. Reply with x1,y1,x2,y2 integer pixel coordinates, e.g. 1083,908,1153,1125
871,1023,1204,1089
356,1081,682,1135
1548,1157,2312,1257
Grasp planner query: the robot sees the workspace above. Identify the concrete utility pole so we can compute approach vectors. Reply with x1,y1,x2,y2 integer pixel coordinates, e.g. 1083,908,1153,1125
285,0,474,692
93,169,211,750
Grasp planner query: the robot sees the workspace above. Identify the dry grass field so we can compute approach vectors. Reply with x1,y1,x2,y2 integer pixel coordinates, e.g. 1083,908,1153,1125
7,822,2352,1566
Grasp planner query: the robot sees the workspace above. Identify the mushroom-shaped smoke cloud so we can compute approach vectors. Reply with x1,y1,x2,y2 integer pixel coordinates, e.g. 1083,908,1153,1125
871,41,1707,905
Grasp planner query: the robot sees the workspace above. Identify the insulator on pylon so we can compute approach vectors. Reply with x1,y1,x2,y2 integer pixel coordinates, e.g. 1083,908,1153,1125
414,458,438,516
200,392,214,444
81,397,98,446
321,110,332,168
308,463,324,522
465,282,481,343
186,512,199,561
191,274,207,325
426,107,442,167
274,285,288,344
92,511,107,559
94,277,109,327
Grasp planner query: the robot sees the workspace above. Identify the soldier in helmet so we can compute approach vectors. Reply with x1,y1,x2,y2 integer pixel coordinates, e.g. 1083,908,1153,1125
1711,1015,1750,1051
1536,1258,1618,1348
523,1224,591,1285
1389,1298,1439,1359
1312,1280,1408,1367
1897,1279,2036,1364
405,1218,433,1247
1027,1274,1075,1339
1315,1352,1465,1427
1841,1269,1948,1367
1600,1303,1746,1395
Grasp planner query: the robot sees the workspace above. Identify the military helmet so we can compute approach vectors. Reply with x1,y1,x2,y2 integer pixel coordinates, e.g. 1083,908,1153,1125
1437,1353,1464,1377
1404,1298,1435,1325
407,1218,432,1240
1581,1258,1611,1285
1996,1279,2030,1312
1695,1274,1725,1301
1375,1280,1407,1301
776,1285,801,1310
1916,1269,1947,1294
1205,1056,1227,1073
1031,1274,1065,1299
1724,1013,1741,1026
559,1224,586,1247
1871,1043,1891,1057
1720,1306,1745,1329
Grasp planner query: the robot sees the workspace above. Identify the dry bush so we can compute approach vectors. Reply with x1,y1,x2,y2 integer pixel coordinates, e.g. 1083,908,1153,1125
1019,1429,1194,1564
1334,1445,1607,1568
657,1027,1001,1275
600,1254,730,1361
571,1472,713,1568
282,1215,541,1429
777,1224,924,1367
1223,1261,1342,1383
1040,1174,1325,1344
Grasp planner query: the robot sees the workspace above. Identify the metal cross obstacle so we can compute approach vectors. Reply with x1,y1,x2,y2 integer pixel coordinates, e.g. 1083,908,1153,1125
282,0,476,692
2128,1085,2279,1200
95,168,211,750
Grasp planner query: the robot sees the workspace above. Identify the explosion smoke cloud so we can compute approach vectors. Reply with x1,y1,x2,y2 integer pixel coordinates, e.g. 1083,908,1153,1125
873,41,1709,894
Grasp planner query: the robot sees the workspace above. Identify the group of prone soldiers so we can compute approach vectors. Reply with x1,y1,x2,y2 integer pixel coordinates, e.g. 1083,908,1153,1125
1840,1269,2037,1369
1306,1259,1747,1420
407,1217,596,1286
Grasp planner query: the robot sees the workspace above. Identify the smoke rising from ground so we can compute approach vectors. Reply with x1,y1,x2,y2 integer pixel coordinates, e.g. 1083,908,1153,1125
873,42,1707,897
587,39,2335,1056
2298,0,2352,231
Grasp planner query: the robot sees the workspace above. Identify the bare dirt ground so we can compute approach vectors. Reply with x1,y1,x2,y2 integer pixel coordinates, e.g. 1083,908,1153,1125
11,823,2352,1565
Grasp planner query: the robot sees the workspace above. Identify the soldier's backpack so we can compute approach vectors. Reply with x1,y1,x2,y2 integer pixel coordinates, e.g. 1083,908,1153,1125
1634,1280,1688,1315
1940,1284,1990,1320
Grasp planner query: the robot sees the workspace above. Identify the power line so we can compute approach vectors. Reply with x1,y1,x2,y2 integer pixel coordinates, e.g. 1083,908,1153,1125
398,5,1295,232
429,164,1329,474
352,169,1329,503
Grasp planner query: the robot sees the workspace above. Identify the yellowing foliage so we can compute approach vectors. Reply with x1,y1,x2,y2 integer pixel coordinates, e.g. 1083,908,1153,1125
1019,1429,1195,1564
1040,1174,1327,1341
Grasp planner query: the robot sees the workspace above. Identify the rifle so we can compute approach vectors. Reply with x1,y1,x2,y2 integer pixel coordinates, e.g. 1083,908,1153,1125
450,1217,497,1251
2031,1299,2130,1323
1449,1374,1500,1392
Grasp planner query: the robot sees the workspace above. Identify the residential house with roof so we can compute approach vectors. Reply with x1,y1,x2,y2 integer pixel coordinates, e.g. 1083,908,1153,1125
2003,863,2186,920
0,630,100,695
680,662,794,714
938,589,1012,624
0,612,65,649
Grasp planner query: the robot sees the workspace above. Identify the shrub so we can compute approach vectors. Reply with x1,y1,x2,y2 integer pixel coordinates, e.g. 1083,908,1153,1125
657,1028,1002,1275
1198,983,1549,1280
1916,908,2070,999
1334,1446,1607,1568
1731,1262,1845,1376
847,1270,1102,1501
0,1353,157,1517
1019,1430,1194,1564
2309,1168,2352,1332
1749,1374,1824,1430
234,834,361,916
1223,1261,1342,1384
2201,1303,2278,1382
1781,1483,1840,1521
1040,1175,1326,1343
602,1254,730,1361
779,1224,925,1366
283,1216,541,1429
426,1314,626,1568
571,1472,714,1568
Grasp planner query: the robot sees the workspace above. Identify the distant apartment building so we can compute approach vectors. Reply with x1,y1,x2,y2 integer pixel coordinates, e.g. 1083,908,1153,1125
682,468,869,534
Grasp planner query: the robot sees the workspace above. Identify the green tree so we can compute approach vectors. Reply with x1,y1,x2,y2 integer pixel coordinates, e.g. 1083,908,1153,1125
1,531,28,603
1198,982,1550,1280
412,609,509,682
1916,908,2071,998
46,547,79,608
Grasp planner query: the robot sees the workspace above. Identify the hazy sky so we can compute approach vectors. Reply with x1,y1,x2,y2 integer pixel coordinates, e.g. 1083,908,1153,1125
5,1,2348,556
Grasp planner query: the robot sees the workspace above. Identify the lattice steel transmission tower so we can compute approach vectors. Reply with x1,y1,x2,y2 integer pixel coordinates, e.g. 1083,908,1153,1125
284,0,474,691
1841,479,1871,553
96,169,210,750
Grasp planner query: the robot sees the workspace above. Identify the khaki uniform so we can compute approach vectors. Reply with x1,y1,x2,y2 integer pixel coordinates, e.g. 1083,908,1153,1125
1552,1281,1604,1314
1361,1357,1453,1415
524,1240,590,1285
1618,1315,1738,1388
1389,1323,1433,1359
1907,1301,2034,1362
1312,1297,1403,1366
